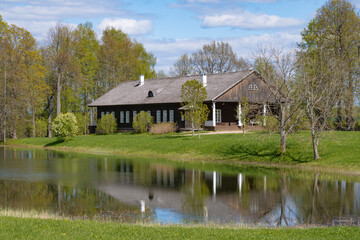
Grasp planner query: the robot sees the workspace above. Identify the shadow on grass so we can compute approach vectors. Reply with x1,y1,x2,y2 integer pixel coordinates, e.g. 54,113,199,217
221,142,312,164
44,139,65,147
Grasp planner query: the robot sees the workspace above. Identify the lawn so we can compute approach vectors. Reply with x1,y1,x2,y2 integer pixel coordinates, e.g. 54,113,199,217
0,216,359,240
3,131,360,173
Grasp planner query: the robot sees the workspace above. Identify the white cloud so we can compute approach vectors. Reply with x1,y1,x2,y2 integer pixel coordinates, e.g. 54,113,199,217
202,11,304,29
98,18,153,35
143,32,301,72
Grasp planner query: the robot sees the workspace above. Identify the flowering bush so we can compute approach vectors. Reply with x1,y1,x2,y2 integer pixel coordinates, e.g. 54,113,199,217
52,112,78,141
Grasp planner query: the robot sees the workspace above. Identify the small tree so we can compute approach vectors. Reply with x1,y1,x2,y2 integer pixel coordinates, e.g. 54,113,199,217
180,79,209,137
97,114,117,135
52,112,78,141
236,97,251,135
133,111,154,133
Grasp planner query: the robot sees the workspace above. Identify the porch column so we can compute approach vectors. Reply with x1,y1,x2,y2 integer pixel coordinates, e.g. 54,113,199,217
212,102,216,127
238,103,243,127
263,104,267,126
90,108,94,126
213,171,216,196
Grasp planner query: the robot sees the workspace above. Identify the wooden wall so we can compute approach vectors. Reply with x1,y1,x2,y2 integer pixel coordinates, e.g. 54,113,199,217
97,103,184,130
216,73,275,103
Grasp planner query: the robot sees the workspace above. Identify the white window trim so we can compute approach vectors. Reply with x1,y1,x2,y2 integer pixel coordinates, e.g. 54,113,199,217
169,110,174,122
163,110,167,122
156,110,161,123
120,111,124,123
125,111,130,123
215,109,221,123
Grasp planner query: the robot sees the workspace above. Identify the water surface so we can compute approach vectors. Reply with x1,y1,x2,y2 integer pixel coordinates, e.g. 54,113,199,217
0,146,359,226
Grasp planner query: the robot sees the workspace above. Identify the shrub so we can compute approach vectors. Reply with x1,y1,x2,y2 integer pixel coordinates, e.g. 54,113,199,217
133,111,154,133
96,114,117,135
150,122,177,134
52,112,79,141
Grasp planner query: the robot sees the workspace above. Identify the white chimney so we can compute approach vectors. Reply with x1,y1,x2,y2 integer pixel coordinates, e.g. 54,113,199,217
139,74,144,86
201,74,207,87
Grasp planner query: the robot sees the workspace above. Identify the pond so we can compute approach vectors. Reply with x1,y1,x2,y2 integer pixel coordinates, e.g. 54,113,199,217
0,146,359,226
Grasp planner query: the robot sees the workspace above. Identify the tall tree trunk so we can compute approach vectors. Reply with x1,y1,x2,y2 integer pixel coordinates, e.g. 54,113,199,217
311,128,320,160
48,110,52,138
12,128,17,139
280,108,287,154
2,65,7,142
32,107,36,138
56,72,61,116
191,121,194,137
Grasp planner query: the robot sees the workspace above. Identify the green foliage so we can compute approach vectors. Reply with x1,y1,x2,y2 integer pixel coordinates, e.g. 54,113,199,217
33,118,48,137
181,79,209,137
52,112,78,141
149,122,177,134
132,111,153,133
96,114,117,135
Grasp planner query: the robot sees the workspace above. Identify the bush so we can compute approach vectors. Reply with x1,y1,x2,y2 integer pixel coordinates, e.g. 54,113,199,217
150,122,177,134
96,114,117,135
52,112,79,141
133,111,154,133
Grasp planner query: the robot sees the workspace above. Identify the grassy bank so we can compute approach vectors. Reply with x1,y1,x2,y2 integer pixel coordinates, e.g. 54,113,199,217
3,131,360,173
1,216,359,240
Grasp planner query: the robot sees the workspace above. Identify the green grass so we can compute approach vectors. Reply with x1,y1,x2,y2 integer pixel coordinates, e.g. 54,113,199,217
3,131,360,173
0,216,359,240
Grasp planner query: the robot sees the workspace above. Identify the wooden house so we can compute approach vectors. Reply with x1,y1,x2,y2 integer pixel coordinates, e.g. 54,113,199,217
88,70,277,132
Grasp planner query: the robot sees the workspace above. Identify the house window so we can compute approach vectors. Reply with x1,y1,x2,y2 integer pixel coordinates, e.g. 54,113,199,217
163,110,167,122
120,111,124,123
215,109,221,123
112,111,115,117
148,91,153,97
133,111,137,120
147,110,151,116
106,111,110,115
125,111,130,123
101,112,105,118
249,83,259,90
156,110,161,123
169,110,174,122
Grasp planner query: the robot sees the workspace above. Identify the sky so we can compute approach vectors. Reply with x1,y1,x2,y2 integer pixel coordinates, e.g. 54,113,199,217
1,0,359,73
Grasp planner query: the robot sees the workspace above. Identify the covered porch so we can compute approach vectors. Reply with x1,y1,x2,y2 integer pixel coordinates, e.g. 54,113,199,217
203,101,272,131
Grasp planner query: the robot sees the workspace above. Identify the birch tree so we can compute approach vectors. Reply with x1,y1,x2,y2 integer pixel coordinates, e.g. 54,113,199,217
252,46,304,154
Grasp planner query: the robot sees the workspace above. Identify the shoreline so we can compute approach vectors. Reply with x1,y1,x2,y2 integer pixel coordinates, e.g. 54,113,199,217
2,143,360,177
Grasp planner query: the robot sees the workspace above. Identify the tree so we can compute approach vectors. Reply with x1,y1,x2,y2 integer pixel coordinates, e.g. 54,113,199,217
169,53,193,76
297,44,342,159
52,112,78,141
252,46,304,154
171,41,248,76
46,23,75,117
73,22,99,134
236,97,251,135
300,0,360,130
180,79,209,137
191,41,248,74
98,27,156,95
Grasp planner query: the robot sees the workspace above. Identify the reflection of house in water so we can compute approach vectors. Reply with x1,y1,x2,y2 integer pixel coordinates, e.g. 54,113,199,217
97,163,283,224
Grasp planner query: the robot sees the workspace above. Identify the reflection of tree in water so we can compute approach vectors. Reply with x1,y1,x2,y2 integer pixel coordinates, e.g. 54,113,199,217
290,173,359,225
0,180,139,221
181,170,209,218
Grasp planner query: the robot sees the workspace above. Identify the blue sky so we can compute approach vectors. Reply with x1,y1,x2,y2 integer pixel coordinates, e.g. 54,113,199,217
1,0,358,73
